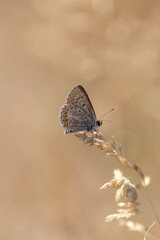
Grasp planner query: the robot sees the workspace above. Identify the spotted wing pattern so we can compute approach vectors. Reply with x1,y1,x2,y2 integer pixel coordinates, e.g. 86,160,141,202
66,86,96,124
59,85,97,133
59,104,95,133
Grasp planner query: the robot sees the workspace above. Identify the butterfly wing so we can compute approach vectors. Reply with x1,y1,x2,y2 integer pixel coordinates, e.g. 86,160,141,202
66,85,97,127
59,104,94,133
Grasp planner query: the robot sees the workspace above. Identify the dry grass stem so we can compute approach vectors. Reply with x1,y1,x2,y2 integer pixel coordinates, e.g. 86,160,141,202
119,220,158,240
144,222,156,240
74,131,145,181
119,219,146,233
73,131,160,232
102,169,140,223
105,212,135,222
102,169,159,239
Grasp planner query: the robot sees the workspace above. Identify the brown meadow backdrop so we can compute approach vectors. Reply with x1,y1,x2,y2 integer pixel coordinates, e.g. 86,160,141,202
0,0,160,239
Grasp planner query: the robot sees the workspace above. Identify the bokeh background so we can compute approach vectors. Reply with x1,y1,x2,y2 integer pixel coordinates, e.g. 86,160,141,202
1,0,160,239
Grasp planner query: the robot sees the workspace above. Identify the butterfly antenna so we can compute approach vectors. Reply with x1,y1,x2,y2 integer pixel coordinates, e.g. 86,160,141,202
99,108,115,120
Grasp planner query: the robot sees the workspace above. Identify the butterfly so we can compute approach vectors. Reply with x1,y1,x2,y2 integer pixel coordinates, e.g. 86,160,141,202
59,85,102,134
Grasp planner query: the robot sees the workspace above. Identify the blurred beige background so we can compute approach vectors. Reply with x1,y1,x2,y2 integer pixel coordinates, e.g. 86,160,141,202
0,0,160,239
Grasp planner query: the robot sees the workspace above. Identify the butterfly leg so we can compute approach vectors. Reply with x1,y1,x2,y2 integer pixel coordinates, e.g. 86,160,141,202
89,131,95,145
83,131,94,145
91,130,99,144
82,132,87,142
